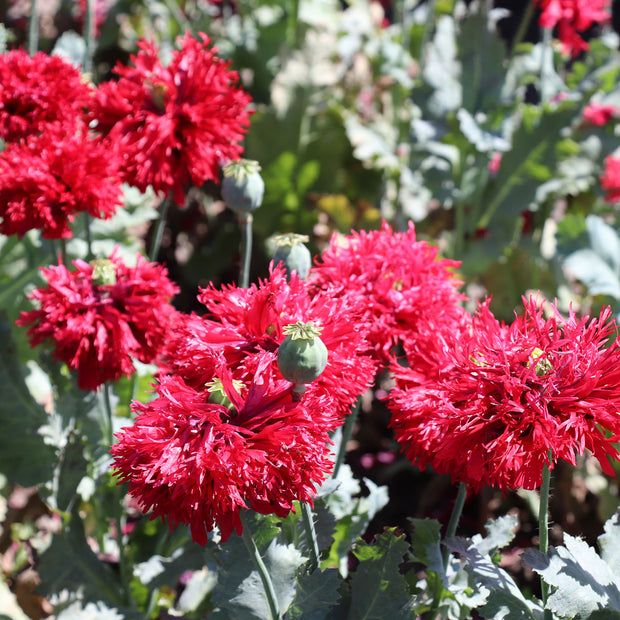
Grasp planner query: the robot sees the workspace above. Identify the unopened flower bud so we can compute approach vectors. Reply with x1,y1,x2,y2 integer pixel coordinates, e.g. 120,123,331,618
272,233,312,280
277,322,328,393
221,158,264,213
206,377,245,412
527,347,552,377
91,258,116,286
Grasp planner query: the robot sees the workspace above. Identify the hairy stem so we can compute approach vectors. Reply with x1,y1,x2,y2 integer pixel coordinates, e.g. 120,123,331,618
539,459,553,620
240,511,281,620
149,193,172,262
239,213,253,289
301,501,321,573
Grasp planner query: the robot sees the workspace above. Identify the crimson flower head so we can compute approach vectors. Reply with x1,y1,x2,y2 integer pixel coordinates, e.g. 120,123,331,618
583,102,619,126
0,49,92,143
601,153,620,203
307,221,466,367
535,0,610,57
389,297,620,492
111,352,334,544
0,126,123,239
165,265,376,430
91,31,252,206
16,250,179,391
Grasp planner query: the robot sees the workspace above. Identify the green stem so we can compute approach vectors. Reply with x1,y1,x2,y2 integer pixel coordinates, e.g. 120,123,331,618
60,239,68,268
84,213,94,261
539,459,553,620
28,0,38,56
240,511,281,620
426,482,468,620
540,27,554,104
286,0,300,49
333,396,361,478
442,482,467,564
149,193,172,262
300,501,320,573
418,0,436,74
103,384,131,605
509,0,534,59
83,0,96,76
239,213,253,289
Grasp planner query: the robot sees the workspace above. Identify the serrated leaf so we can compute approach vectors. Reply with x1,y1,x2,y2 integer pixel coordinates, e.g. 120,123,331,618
409,518,444,577
447,537,543,620
523,533,620,619
55,431,88,512
599,510,620,578
563,249,620,300
347,529,411,620
458,9,506,113
472,513,519,557
213,517,305,620
176,567,218,613
55,600,142,620
38,509,124,607
422,15,462,116
0,317,55,486
133,543,207,591
288,568,341,619
478,105,575,229
585,215,620,275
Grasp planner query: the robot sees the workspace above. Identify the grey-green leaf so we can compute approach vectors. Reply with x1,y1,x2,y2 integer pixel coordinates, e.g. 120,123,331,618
523,533,620,619
0,317,55,487
347,529,411,620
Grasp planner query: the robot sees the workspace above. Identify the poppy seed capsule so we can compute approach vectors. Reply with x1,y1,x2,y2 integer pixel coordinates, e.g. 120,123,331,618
221,158,265,213
272,233,312,280
278,322,328,391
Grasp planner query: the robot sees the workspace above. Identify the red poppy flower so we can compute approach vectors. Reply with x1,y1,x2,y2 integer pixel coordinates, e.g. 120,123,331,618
307,221,466,368
111,352,334,543
164,266,376,430
90,31,252,206
536,0,610,57
601,153,620,203
389,298,620,491
0,126,122,239
16,250,179,391
0,49,92,143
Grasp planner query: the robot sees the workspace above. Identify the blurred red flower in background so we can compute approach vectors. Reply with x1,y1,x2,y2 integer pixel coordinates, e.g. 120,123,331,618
583,102,619,126
600,153,620,203
389,297,620,492
17,250,179,391
90,31,252,206
536,0,610,57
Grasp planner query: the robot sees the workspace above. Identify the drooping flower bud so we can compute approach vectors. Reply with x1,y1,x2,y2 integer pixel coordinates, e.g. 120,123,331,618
272,233,312,279
205,377,245,412
527,347,552,377
277,321,328,394
91,258,117,286
221,158,265,214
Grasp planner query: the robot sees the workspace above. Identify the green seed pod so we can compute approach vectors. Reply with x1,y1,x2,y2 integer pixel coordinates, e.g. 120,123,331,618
277,322,328,392
272,233,312,280
91,258,116,286
221,158,265,213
